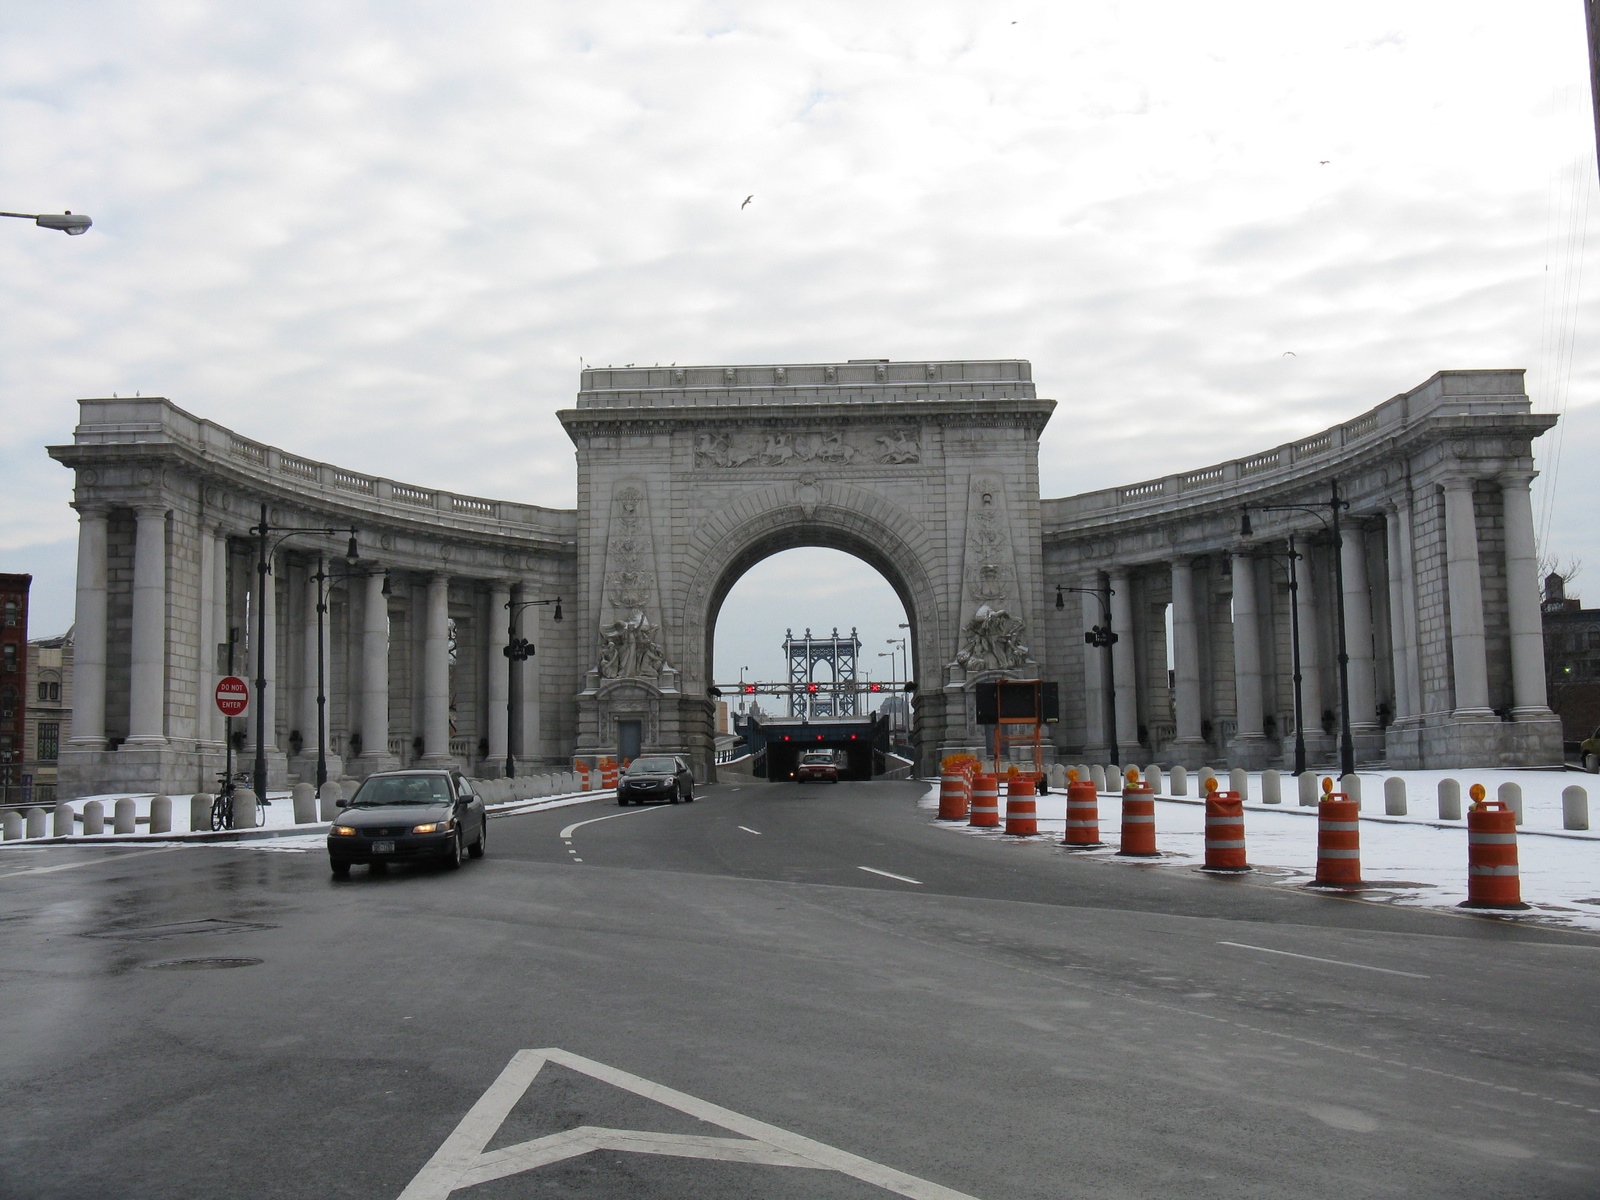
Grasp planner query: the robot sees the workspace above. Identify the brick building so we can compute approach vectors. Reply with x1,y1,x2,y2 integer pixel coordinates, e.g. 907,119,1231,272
0,574,29,802
1542,573,1600,750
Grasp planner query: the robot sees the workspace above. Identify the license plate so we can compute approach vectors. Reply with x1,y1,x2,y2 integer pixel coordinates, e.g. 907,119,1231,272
371,841,395,854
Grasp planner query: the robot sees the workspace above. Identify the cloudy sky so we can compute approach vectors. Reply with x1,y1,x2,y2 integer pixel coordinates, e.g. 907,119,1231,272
2,1,1596,696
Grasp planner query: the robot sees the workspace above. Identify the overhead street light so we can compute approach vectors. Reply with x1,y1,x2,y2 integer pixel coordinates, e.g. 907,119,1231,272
2,210,92,235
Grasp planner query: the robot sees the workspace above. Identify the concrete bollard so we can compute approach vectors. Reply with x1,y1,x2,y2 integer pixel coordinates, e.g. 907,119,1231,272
1170,765,1189,796
291,782,317,824
1229,768,1249,801
190,794,212,832
1339,773,1362,810
1498,781,1523,826
1563,785,1589,831
53,803,75,837
318,782,342,822
1438,778,1462,821
1144,765,1162,795
1,810,20,839
113,798,136,834
83,800,105,834
1384,777,1407,816
232,788,258,829
342,779,362,802
1261,769,1281,805
150,795,172,834
1298,772,1319,806
24,807,47,838
1090,764,1108,792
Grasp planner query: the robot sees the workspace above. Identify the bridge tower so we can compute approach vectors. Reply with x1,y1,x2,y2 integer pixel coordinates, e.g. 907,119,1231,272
784,627,861,719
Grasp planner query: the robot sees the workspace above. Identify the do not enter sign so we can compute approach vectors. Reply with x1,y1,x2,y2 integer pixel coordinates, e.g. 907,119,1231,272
215,676,249,717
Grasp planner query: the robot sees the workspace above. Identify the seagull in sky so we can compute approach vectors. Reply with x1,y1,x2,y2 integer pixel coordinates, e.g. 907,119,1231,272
1319,160,1329,165
1283,351,1297,357
741,195,754,209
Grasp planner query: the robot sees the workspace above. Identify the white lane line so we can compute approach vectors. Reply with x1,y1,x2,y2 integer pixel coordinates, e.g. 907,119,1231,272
0,846,179,879
736,826,762,835
1218,941,1430,979
858,866,923,885
558,805,674,840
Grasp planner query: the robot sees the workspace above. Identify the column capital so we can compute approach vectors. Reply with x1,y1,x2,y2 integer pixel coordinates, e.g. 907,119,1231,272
1437,472,1476,493
132,502,168,518
71,500,112,519
1498,469,1537,490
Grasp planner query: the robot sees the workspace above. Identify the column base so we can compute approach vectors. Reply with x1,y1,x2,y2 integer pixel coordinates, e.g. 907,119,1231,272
1168,737,1209,770
1225,734,1276,770
120,735,170,750
351,753,402,780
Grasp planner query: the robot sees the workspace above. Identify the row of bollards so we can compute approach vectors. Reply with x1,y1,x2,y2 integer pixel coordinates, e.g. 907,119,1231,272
942,766,1549,912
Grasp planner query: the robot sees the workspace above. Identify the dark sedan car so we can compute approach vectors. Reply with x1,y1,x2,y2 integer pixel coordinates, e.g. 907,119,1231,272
327,769,487,876
617,755,696,805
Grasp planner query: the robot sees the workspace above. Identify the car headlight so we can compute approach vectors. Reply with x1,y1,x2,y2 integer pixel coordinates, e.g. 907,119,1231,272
412,820,452,834
332,826,357,837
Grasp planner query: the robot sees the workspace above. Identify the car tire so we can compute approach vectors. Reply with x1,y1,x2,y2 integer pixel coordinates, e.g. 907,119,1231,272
442,830,464,870
618,796,630,805
330,859,350,878
468,819,487,859
669,791,680,804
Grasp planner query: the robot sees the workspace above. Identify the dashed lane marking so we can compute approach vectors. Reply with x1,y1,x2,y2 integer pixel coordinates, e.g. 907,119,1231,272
397,1047,983,1199
737,826,762,835
859,867,923,885
1218,941,1430,979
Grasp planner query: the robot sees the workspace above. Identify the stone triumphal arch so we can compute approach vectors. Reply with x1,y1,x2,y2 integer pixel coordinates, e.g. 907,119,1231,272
49,359,1561,798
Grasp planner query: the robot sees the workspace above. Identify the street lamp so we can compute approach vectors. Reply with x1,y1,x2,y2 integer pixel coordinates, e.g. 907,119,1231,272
502,596,562,779
308,556,381,790
1054,583,1119,768
2,210,92,235
1247,537,1309,775
1241,478,1354,777
250,503,359,800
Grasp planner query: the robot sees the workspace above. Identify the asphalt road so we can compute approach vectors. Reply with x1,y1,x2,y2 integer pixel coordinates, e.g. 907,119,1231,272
1,779,1597,1200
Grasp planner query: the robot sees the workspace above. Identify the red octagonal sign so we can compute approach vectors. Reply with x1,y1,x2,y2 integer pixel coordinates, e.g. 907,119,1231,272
215,676,249,717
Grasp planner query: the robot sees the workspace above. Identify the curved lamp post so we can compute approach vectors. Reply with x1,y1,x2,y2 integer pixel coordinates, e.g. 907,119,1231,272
1241,479,1354,777
308,558,383,790
2,210,92,235
503,596,562,779
1055,582,1119,769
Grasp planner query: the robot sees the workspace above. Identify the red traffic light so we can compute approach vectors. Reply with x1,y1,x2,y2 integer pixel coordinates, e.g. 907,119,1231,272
744,684,756,693
869,683,882,692
807,683,818,692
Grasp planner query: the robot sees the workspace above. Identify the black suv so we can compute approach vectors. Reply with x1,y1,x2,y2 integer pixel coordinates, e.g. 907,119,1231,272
327,769,487,876
617,755,696,805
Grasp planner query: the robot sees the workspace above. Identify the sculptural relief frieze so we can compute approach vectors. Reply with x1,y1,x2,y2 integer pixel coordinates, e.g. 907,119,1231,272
693,429,920,468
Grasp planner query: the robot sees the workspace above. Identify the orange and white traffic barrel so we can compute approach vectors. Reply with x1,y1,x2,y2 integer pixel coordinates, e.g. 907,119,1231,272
938,772,970,821
1201,778,1249,872
969,773,1001,828
574,759,592,792
1004,774,1038,835
601,757,619,789
1461,784,1529,910
1117,769,1158,857
1063,775,1105,849
1310,776,1363,888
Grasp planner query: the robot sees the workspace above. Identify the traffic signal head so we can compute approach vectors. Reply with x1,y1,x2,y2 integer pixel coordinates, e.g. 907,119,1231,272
744,684,756,694
869,683,882,692
807,683,818,692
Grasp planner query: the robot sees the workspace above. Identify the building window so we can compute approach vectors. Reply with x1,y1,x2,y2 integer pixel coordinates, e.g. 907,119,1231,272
38,722,59,762
37,678,60,702
1,600,17,628
1,644,15,673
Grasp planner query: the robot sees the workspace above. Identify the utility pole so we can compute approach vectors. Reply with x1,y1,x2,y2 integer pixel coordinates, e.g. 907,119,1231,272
1588,1,1600,184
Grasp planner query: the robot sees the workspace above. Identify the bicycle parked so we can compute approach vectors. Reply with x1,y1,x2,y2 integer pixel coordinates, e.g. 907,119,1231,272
210,770,266,830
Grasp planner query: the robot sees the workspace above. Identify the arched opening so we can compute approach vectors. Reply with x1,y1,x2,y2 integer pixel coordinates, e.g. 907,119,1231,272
710,544,913,781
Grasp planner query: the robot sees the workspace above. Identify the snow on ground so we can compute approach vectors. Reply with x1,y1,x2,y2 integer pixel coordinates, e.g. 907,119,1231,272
922,769,1600,935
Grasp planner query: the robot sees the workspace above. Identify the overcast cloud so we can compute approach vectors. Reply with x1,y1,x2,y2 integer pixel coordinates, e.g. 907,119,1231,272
2,1,1597,664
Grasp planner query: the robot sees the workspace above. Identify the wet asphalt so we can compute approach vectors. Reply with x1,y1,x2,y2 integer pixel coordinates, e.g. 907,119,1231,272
1,779,1597,1200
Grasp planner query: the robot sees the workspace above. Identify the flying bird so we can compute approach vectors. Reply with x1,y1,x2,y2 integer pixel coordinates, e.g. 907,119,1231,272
1319,160,1329,165
1282,351,1297,357
741,195,754,209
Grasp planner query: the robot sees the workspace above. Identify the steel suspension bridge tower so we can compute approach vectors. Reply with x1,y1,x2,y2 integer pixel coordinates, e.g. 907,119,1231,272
784,627,862,719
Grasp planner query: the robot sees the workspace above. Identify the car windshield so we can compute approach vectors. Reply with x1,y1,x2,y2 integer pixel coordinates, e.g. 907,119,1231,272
350,775,452,805
800,754,834,764
628,757,678,775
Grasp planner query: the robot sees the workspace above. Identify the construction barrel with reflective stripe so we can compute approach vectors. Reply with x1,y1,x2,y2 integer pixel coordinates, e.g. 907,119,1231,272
1202,789,1249,872
574,760,593,792
1117,781,1158,856
1004,775,1038,835
969,773,1000,828
1461,797,1529,910
600,757,619,789
1311,788,1364,888
938,772,970,821
1063,779,1105,848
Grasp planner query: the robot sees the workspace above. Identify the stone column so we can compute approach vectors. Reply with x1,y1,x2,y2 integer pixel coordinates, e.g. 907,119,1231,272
1297,544,1325,739
1230,552,1266,744
252,550,280,753
68,504,109,750
358,570,390,767
1109,568,1139,759
515,582,541,766
421,573,452,763
1079,585,1108,757
1169,558,1206,765
196,523,216,750
1442,477,1493,716
487,581,510,767
300,565,321,757
123,505,168,748
1500,472,1551,715
1340,524,1378,732
1393,495,1422,719
1383,505,1413,721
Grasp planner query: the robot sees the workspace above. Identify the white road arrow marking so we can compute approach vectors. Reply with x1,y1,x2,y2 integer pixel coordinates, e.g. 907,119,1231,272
397,1047,983,1200
859,866,923,885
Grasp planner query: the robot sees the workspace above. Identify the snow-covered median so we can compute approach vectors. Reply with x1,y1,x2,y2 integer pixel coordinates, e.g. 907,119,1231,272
922,769,1600,933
